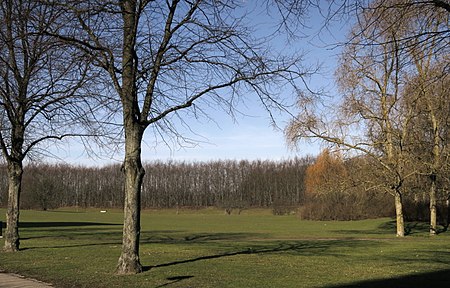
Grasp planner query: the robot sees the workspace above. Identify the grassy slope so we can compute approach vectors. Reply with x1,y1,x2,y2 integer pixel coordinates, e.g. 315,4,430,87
1,208,450,287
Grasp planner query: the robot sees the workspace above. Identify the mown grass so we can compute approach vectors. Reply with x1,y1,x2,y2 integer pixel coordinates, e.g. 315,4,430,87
1,208,450,287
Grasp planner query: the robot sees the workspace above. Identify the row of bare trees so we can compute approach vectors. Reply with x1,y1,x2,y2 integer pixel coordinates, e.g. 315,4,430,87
2,154,448,224
0,158,310,212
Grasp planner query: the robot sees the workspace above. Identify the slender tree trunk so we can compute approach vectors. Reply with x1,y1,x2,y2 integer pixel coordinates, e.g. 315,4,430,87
446,195,450,231
394,190,405,237
116,123,145,274
4,160,23,252
429,174,437,235
429,109,440,235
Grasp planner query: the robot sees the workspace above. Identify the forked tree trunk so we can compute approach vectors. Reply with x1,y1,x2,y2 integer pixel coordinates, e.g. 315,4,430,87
116,124,145,274
429,175,437,235
394,190,405,237
4,160,23,252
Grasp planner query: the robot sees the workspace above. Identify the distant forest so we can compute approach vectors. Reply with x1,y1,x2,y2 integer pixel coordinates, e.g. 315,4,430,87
1,151,448,223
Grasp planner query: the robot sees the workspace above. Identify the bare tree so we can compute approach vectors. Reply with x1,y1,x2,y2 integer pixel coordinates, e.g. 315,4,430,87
324,0,449,46
405,64,450,234
48,0,315,274
0,0,97,252
347,0,450,234
285,0,433,237
402,4,449,235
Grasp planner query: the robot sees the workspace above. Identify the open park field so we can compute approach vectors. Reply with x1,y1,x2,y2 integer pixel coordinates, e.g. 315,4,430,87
1,208,450,287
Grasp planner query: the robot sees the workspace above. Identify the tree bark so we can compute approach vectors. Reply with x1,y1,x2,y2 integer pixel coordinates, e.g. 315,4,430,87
114,0,145,274
394,190,405,237
446,196,450,231
4,160,23,252
429,174,437,235
116,123,145,274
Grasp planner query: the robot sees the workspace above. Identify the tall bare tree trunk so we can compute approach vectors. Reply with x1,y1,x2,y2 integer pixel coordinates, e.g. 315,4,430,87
116,122,145,274
446,195,450,231
394,190,405,237
114,0,146,274
4,160,23,252
429,174,437,235
429,112,440,236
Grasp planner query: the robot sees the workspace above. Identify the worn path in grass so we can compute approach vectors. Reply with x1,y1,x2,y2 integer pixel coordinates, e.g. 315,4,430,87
0,272,53,288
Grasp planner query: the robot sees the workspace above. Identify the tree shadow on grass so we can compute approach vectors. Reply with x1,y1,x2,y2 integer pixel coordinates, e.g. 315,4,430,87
322,269,450,288
20,228,121,240
18,222,122,243
143,240,372,272
21,240,124,251
22,230,253,250
333,219,447,236
155,275,194,288
379,220,447,235
19,222,120,228
331,220,397,236
17,222,123,250
44,210,87,213
141,232,261,244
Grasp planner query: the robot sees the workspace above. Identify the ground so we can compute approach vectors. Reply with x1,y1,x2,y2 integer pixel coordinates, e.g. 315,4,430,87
0,208,449,287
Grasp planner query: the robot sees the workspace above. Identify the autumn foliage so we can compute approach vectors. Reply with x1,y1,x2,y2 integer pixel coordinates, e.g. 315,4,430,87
299,150,394,220
304,149,347,196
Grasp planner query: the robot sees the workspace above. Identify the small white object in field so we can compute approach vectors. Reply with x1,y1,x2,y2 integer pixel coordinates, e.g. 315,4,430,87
100,210,107,213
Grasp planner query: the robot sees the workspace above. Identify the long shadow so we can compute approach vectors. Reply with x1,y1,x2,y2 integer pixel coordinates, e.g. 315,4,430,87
16,222,123,250
23,230,259,252
334,219,448,236
323,269,450,288
143,242,302,271
19,222,120,228
21,241,123,251
141,232,259,244
144,240,369,272
43,210,87,213
403,221,448,235
332,220,397,236
20,228,121,240
155,275,194,288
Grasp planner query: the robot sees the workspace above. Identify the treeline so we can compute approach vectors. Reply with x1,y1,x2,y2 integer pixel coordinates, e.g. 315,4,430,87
1,155,447,222
0,158,310,213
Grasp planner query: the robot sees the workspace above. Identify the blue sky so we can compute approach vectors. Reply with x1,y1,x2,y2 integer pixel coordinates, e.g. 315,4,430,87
47,2,348,166
55,102,322,166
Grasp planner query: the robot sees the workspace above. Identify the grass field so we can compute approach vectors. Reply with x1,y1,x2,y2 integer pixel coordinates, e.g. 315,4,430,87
1,208,450,287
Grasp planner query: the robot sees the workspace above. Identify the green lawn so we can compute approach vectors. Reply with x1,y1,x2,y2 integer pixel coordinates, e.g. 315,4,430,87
1,208,450,287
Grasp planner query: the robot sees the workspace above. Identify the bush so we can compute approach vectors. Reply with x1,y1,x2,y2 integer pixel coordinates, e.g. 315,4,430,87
272,205,296,216
403,199,449,225
297,191,394,221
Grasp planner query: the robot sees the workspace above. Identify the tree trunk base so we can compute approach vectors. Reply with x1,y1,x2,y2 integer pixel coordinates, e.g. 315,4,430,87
116,254,143,275
3,226,20,252
3,241,19,252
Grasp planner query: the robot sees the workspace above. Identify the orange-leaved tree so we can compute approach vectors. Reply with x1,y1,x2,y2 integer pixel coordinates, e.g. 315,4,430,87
305,149,347,197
